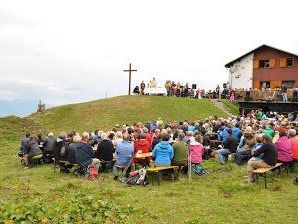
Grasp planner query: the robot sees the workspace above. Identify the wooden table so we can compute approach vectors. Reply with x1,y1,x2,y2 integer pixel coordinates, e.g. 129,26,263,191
134,152,152,159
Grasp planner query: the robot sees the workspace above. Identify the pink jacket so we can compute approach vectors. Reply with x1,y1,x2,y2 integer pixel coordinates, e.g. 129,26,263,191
189,142,204,164
275,136,293,162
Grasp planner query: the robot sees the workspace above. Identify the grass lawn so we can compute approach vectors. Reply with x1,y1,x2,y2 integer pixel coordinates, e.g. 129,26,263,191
0,96,297,223
220,100,240,116
1,136,297,223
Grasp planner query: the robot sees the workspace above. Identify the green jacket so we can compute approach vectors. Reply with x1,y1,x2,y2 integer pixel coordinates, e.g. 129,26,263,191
263,127,274,139
172,140,188,164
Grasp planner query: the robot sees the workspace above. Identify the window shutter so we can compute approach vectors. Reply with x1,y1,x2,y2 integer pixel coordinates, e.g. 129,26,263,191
269,58,275,68
253,81,260,89
253,60,259,69
280,58,286,68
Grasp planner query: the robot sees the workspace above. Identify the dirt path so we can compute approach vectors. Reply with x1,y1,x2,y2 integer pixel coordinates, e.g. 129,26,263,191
210,99,234,117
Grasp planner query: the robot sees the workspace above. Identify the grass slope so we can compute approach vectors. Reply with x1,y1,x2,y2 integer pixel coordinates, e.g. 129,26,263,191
220,99,240,116
30,96,228,134
0,96,297,223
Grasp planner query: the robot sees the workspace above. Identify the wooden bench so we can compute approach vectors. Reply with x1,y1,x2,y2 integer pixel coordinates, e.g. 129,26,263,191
53,160,80,174
253,163,283,189
146,166,179,185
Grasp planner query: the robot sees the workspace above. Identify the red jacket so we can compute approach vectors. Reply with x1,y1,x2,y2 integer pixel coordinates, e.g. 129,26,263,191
146,133,152,149
290,137,298,160
134,139,151,153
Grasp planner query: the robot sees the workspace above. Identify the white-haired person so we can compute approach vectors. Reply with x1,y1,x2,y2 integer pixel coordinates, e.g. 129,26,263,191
112,132,123,149
43,132,55,157
75,132,100,172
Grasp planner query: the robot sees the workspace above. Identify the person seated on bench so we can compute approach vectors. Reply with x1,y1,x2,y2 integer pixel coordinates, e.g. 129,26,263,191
53,132,72,172
43,132,55,162
96,133,115,170
275,130,293,163
18,132,30,158
76,132,100,171
189,134,205,174
245,135,278,183
172,133,188,172
67,135,81,164
217,129,238,165
37,133,45,151
152,133,174,166
288,129,298,162
113,133,134,180
249,135,264,161
134,133,151,167
235,130,255,165
23,136,43,168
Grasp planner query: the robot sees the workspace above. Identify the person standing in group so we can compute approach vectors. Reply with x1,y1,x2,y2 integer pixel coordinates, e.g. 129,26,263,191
281,84,288,102
140,81,146,95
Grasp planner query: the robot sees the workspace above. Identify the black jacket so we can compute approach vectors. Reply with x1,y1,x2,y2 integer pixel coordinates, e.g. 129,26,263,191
68,142,78,164
53,138,68,161
96,140,114,161
76,142,95,166
224,135,238,153
44,136,55,152
26,140,42,159
253,142,278,166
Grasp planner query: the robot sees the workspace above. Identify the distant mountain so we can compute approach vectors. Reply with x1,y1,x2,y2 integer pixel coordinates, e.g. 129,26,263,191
0,99,38,117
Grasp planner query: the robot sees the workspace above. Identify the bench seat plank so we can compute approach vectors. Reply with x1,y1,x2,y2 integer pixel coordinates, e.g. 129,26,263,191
253,163,282,174
146,166,179,172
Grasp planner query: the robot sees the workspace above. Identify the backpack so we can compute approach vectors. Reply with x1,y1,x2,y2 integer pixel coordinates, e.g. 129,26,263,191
125,169,148,186
88,164,98,180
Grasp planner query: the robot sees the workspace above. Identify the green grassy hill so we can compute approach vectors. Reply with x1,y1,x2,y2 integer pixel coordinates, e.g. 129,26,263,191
1,96,297,224
29,96,228,134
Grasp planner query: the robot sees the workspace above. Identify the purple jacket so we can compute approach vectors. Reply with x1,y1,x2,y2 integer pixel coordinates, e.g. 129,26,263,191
275,136,293,162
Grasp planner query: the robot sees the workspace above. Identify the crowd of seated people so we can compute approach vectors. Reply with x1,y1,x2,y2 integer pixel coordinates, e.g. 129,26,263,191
18,110,298,184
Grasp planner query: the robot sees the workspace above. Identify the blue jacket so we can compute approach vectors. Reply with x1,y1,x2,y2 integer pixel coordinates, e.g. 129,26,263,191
188,125,195,132
150,123,157,132
152,141,174,166
219,127,229,141
75,142,95,166
116,140,134,165
232,127,242,141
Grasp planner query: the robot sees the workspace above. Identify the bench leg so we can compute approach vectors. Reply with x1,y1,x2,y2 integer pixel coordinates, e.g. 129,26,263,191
157,172,161,186
264,172,267,189
151,173,154,185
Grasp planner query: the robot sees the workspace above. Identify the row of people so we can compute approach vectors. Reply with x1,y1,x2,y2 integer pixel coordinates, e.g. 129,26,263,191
19,111,298,183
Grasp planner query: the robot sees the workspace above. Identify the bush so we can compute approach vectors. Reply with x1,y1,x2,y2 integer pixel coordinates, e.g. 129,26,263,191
0,192,130,223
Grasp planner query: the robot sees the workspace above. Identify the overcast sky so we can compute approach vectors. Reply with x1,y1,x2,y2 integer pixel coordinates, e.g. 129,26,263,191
1,0,298,105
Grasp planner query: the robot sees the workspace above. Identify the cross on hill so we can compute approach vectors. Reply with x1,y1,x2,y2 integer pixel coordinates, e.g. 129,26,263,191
123,63,137,95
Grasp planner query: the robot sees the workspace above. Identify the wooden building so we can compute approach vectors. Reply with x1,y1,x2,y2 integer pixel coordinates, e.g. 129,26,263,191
225,45,298,90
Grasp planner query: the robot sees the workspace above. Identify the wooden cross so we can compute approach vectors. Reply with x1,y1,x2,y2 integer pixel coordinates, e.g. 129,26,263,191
123,63,137,95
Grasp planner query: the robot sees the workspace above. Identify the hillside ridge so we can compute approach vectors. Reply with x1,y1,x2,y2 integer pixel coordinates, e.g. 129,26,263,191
1,96,232,136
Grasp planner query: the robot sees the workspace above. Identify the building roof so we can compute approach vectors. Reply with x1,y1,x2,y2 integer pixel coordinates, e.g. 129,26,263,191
225,44,298,68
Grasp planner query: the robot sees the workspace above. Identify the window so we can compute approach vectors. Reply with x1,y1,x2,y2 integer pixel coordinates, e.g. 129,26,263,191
282,81,295,88
286,58,293,67
259,60,270,68
260,81,270,89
